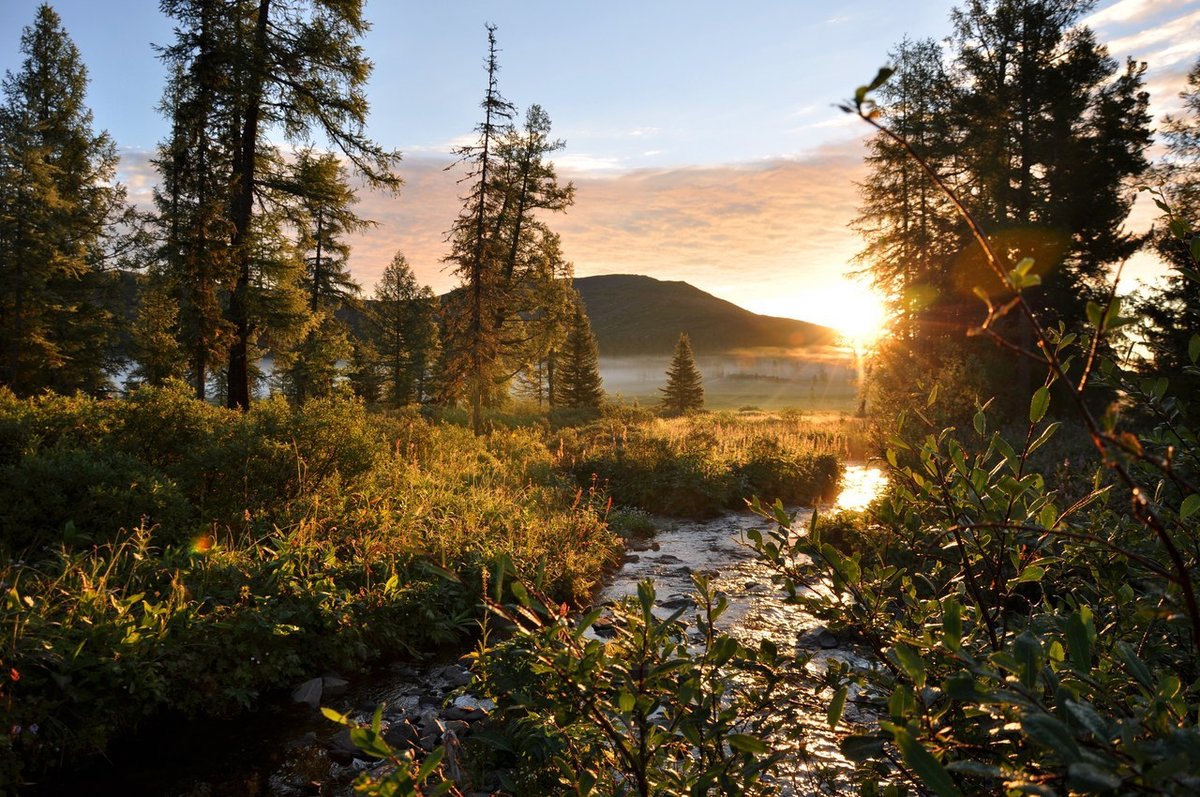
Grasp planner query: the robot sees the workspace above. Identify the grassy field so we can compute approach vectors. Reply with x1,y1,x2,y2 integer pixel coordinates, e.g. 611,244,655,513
0,387,869,785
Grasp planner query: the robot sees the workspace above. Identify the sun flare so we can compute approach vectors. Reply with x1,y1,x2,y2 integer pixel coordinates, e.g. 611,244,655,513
808,282,889,349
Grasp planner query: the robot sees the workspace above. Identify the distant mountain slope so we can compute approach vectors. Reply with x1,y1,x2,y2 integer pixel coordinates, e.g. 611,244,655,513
574,274,836,355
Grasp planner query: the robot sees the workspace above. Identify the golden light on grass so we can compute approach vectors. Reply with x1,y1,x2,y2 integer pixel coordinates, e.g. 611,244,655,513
190,534,214,555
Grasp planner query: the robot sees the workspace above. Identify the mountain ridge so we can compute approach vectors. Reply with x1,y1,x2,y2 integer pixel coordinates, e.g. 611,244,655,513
573,274,836,356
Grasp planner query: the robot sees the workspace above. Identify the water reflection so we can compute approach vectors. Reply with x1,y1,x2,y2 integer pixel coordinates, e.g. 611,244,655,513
833,464,887,511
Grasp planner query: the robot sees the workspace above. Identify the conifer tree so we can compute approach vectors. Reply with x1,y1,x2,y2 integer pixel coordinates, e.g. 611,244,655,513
443,26,574,432
1139,57,1200,409
279,149,367,403
0,4,133,395
130,267,187,387
157,0,401,410
858,0,1151,416
660,333,704,416
554,299,603,409
370,252,439,407
154,0,238,401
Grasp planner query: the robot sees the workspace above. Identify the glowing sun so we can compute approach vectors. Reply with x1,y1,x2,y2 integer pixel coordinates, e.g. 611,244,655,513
812,282,889,349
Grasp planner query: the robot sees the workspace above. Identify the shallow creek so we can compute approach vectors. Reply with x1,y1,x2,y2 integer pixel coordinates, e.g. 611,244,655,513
35,465,887,796
599,464,888,793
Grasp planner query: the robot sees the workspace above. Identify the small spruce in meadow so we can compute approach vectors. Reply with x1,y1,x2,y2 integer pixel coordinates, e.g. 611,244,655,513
660,332,704,415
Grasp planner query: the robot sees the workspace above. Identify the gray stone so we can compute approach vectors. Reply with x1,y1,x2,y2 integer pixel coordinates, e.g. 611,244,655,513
438,665,472,688
291,677,323,708
322,676,349,697
383,718,421,750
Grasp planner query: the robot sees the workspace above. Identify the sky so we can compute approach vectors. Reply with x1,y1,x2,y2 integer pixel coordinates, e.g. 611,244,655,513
1,0,1197,335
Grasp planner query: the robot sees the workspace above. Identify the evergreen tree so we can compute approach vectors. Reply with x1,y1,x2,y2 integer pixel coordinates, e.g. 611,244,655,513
0,4,133,396
554,298,603,409
370,252,439,407
158,0,401,410
154,0,238,401
441,28,576,431
660,333,704,416
129,267,187,387
278,149,367,403
858,0,1151,417
852,38,963,345
1139,57,1200,409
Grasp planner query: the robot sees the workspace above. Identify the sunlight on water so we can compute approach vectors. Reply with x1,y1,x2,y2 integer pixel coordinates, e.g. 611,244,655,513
833,464,887,511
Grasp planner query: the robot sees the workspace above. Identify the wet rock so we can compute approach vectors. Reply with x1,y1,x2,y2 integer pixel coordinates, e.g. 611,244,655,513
291,677,323,708
322,676,349,697
592,615,616,637
622,553,641,564
442,719,470,736
659,595,694,610
654,554,683,564
437,664,472,688
797,627,840,649
327,728,371,762
383,718,421,750
452,694,494,713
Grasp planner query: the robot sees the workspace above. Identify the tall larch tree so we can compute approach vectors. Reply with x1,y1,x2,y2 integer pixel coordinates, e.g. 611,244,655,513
660,333,704,416
0,4,134,396
279,149,368,403
154,0,238,401
158,0,401,410
859,0,1152,418
443,24,516,433
443,29,576,432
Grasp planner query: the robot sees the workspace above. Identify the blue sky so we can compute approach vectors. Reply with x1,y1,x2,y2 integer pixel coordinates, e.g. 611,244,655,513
2,0,1197,333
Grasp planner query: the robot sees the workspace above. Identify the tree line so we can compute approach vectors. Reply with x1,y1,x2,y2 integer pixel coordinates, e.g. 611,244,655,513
0,3,606,428
855,0,1197,422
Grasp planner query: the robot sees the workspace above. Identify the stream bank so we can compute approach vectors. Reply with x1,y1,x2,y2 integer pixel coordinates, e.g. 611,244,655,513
31,465,886,796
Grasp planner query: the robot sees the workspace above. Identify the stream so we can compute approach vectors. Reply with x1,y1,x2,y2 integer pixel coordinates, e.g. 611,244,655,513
32,464,887,796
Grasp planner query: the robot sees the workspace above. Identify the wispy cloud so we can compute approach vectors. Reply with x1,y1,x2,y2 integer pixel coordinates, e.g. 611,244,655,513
1084,0,1193,28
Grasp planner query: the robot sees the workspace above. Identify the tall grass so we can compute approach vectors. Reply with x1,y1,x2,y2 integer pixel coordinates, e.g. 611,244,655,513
0,383,618,785
554,411,864,517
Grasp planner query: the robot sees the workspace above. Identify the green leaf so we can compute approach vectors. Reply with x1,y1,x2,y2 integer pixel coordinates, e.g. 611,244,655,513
1191,236,1200,264
1064,613,1091,674
1028,421,1061,454
1064,699,1109,740
892,728,963,797
828,685,848,729
866,66,895,91
840,734,885,762
1013,632,1043,690
890,643,927,689
973,411,987,437
1181,494,1200,520
417,746,446,779
1189,334,1200,364
1068,762,1121,792
1029,387,1050,423
1115,641,1154,689
1014,565,1045,584
727,733,769,755
943,597,962,651
321,707,351,726
1022,713,1081,761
